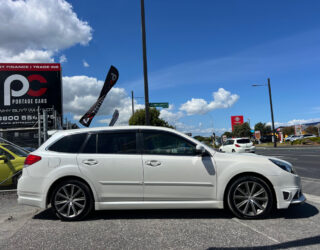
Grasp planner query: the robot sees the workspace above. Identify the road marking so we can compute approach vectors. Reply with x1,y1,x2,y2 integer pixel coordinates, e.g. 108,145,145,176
232,218,280,243
301,177,320,183
305,193,320,204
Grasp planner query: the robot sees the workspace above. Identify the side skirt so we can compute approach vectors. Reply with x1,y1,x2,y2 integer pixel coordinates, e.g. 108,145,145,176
95,200,224,210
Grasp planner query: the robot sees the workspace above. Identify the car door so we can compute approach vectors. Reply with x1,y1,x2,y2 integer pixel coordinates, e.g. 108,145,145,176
141,130,216,201
0,148,16,185
77,131,143,202
224,140,233,152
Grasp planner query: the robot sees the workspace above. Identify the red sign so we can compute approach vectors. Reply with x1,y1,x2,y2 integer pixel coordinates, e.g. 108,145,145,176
231,115,244,131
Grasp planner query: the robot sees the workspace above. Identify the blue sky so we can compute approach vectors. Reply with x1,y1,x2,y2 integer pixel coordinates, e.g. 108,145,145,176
1,0,320,135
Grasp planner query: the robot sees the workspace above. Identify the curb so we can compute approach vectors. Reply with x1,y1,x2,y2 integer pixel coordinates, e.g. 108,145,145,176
0,189,17,195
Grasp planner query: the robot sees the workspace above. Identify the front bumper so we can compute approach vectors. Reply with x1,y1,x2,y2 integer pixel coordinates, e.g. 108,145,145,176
290,189,306,205
273,173,306,209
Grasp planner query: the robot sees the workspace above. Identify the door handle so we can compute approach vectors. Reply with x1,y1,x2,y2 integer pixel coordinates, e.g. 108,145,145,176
82,159,98,166
145,160,161,167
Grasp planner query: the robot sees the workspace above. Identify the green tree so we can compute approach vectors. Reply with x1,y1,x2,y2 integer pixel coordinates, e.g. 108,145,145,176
233,122,252,137
305,126,319,136
282,126,295,136
129,108,174,128
254,122,271,136
222,131,233,138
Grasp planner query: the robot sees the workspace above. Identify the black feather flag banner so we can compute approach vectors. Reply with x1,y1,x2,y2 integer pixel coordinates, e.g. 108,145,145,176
79,66,119,127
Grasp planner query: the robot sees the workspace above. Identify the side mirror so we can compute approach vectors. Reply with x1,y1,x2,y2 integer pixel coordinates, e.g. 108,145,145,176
196,145,206,155
0,155,8,163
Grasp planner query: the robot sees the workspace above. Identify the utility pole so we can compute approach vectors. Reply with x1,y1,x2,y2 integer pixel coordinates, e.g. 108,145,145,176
252,78,277,147
43,109,48,142
268,78,277,148
131,91,135,116
38,106,41,147
140,0,150,125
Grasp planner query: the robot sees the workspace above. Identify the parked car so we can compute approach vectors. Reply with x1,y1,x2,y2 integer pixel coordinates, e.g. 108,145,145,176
260,135,273,143
219,138,255,153
0,143,28,187
284,135,295,142
18,126,305,221
302,134,317,139
290,135,303,142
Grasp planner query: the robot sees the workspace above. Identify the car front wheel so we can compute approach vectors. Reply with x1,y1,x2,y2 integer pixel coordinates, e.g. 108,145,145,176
227,176,274,219
51,180,93,221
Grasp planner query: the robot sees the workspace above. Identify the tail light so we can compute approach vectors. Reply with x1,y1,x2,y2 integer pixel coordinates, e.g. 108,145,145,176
24,154,42,167
235,144,241,147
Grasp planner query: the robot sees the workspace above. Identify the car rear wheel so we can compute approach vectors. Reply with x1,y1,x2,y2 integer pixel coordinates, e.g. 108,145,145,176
227,176,274,219
51,180,93,221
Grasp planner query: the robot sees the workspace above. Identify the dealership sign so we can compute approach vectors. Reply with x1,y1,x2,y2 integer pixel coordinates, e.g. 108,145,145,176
231,115,244,131
0,63,62,128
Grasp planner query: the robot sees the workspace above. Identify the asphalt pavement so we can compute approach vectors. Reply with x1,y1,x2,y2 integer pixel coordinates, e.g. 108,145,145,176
0,192,320,249
256,146,320,196
1,146,320,249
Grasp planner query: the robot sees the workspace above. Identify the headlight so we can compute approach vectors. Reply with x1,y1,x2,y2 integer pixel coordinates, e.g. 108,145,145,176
269,159,296,174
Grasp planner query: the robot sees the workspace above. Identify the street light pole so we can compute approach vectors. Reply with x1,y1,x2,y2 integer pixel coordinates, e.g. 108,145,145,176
252,78,277,147
140,0,150,125
267,78,277,148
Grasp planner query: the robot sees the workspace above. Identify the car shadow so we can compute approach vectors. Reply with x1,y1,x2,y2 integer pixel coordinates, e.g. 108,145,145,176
207,235,320,249
33,202,318,221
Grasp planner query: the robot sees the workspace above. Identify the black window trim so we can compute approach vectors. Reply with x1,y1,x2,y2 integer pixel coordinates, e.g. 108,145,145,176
139,129,199,157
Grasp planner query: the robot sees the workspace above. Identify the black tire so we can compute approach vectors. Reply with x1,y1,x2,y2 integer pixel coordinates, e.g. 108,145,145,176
226,176,274,219
12,172,22,188
51,180,93,221
232,149,236,153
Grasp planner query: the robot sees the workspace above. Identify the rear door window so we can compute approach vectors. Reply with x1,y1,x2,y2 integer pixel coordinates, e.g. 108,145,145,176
48,133,87,153
97,132,137,154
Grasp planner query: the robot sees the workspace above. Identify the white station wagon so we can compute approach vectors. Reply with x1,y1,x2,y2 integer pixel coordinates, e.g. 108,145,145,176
18,126,305,221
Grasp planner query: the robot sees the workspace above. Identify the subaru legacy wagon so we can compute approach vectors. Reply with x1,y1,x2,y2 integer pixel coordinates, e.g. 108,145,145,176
18,126,305,221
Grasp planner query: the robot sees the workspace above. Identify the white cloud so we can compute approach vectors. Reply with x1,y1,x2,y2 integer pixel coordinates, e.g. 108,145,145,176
59,55,67,63
63,75,144,126
180,88,239,115
0,0,92,62
83,60,90,67
159,105,184,125
0,49,54,63
268,118,320,127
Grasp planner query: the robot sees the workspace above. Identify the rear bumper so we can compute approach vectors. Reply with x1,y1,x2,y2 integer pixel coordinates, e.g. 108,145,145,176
236,147,256,153
17,175,46,209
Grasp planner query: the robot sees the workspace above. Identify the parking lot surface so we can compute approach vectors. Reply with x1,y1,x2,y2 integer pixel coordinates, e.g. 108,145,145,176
1,146,320,249
0,192,320,249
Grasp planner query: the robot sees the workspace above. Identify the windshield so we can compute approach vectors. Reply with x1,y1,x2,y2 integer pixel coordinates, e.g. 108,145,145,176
2,144,29,157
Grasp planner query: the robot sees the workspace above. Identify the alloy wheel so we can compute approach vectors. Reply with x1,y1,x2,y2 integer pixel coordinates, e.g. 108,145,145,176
54,184,87,218
232,181,269,217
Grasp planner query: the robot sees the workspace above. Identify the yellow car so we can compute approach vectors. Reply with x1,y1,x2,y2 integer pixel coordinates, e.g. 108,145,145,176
0,143,28,187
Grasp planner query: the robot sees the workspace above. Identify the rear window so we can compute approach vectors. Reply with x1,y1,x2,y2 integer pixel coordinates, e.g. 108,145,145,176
48,133,87,153
237,139,251,144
